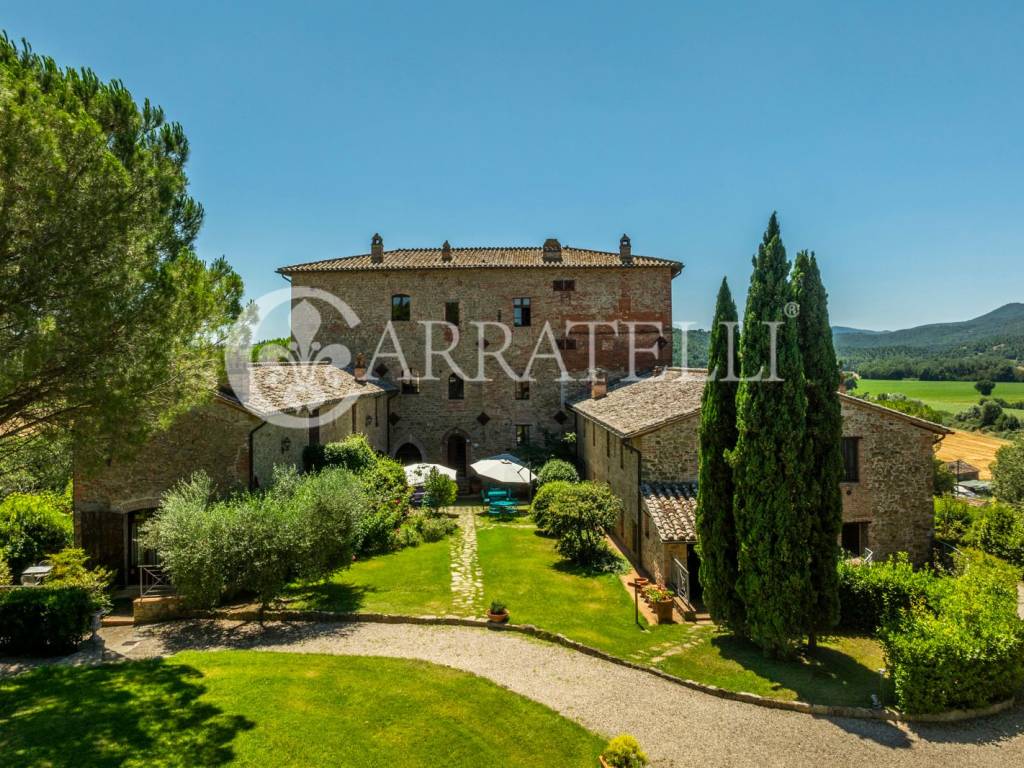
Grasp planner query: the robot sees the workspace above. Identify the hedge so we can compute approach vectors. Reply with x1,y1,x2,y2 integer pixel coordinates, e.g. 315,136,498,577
0,487,73,577
0,586,95,655
881,551,1024,713
836,554,937,633
536,459,579,487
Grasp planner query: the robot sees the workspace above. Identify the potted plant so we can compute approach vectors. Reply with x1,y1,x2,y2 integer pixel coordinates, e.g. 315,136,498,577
643,585,675,624
600,734,649,768
487,600,509,623
632,575,649,590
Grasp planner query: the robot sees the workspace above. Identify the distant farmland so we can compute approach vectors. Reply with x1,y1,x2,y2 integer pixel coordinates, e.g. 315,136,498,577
856,379,1024,419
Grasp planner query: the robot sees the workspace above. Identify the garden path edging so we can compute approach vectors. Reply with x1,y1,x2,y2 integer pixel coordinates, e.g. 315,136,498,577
201,607,1016,724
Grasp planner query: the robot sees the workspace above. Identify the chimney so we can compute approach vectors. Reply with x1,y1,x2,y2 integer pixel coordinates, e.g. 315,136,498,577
542,238,562,262
370,233,384,263
619,234,632,264
441,240,452,262
354,352,367,382
590,369,608,399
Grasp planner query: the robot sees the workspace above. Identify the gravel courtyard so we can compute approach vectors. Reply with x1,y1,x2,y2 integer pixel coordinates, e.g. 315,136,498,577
8,618,1019,768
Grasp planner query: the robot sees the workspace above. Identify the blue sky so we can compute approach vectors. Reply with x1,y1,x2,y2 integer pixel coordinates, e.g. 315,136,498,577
6,2,1022,335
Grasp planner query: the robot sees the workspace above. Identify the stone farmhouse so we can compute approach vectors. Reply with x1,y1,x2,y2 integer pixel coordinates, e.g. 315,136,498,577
74,234,949,591
75,236,681,582
572,368,951,604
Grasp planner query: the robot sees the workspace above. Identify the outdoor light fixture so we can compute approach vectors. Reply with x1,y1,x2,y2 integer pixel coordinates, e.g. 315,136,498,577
281,437,291,454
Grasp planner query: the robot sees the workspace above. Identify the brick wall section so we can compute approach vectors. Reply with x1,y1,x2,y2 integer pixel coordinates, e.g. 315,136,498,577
839,399,939,564
293,266,674,464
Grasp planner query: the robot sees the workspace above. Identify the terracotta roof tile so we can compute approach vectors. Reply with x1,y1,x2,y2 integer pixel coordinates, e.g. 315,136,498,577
279,246,683,275
571,368,707,437
641,482,698,543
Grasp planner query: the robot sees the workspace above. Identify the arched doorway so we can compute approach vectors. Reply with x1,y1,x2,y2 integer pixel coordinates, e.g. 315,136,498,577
394,443,423,465
446,434,468,477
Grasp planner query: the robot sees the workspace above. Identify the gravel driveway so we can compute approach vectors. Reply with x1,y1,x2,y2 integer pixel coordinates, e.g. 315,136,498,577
7,619,1024,768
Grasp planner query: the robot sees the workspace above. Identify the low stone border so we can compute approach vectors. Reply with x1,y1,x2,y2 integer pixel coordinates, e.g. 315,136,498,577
201,607,1017,724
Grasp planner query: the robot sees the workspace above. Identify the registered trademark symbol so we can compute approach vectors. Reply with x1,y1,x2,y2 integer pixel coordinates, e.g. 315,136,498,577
784,301,800,319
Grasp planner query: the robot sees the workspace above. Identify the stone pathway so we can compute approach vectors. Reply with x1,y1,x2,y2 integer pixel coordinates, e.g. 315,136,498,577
16,619,1021,768
449,506,483,616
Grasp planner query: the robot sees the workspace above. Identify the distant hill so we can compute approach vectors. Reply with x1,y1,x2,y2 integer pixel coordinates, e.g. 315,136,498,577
833,303,1024,382
833,303,1024,350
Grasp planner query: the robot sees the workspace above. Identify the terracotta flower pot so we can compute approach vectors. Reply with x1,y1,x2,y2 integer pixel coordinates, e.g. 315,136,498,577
633,577,649,589
653,598,674,624
487,610,509,624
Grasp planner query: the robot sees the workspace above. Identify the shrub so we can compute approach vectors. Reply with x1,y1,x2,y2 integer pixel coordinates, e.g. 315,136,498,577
46,548,114,613
933,494,975,545
0,486,73,577
547,482,621,566
529,480,574,533
882,551,1024,713
601,735,649,768
932,458,956,496
536,459,579,487
409,514,457,543
355,455,412,555
992,437,1024,505
143,469,366,608
964,502,1024,567
0,586,95,655
393,525,422,549
0,554,11,585
837,554,937,633
421,469,458,514
302,433,377,474
975,379,996,397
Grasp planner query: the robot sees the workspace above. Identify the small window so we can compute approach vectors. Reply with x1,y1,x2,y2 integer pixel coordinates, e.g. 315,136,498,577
552,279,575,292
401,370,420,395
841,437,860,482
513,297,531,327
448,373,464,400
515,424,531,446
391,294,411,321
556,337,577,350
374,398,379,427
515,380,530,400
605,431,610,457
619,441,624,469
445,301,460,326
591,424,596,445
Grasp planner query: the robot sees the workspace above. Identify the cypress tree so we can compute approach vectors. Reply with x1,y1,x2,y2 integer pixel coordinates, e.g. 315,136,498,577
791,251,844,650
731,213,811,657
696,278,744,629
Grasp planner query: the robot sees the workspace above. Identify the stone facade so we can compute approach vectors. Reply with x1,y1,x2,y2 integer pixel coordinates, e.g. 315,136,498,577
290,262,676,469
575,387,947,588
837,398,942,564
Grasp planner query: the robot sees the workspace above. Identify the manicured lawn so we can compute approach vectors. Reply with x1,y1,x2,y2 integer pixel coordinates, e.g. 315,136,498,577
858,378,1024,418
0,651,604,768
283,537,453,615
476,518,884,707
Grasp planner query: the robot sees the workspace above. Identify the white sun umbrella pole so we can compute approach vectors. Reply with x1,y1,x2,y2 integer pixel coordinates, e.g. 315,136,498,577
403,463,457,486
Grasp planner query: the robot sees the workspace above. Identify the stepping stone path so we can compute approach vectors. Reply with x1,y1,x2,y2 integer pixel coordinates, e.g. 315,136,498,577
450,507,484,617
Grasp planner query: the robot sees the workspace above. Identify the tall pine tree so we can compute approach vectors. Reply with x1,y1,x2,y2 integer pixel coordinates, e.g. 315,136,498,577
731,213,811,657
791,251,844,650
696,278,744,629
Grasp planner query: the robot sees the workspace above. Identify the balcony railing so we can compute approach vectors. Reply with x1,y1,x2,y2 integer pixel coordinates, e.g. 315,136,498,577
671,557,690,604
139,564,173,597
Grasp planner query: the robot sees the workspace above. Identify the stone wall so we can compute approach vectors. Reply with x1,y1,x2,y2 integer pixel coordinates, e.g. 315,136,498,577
74,398,260,579
293,265,674,464
839,399,939,564
635,415,700,482
576,397,941,572
577,414,640,548
638,511,688,588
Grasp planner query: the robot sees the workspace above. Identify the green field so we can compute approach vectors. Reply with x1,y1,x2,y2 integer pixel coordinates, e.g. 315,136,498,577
857,379,1024,418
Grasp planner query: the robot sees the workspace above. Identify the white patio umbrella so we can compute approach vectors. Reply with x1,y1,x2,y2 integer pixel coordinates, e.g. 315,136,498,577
403,463,457,486
470,454,536,485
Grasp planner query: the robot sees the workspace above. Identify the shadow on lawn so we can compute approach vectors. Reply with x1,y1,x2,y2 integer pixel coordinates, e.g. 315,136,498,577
0,660,253,767
285,581,375,613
